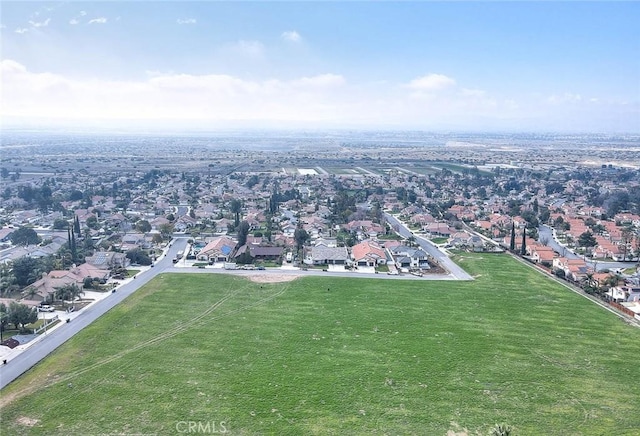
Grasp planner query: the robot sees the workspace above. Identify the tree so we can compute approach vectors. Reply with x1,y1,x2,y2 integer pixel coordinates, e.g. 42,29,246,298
0,303,9,340
230,199,242,228
521,226,527,255
294,227,310,251
11,256,41,287
159,223,174,236
8,301,38,330
55,283,82,307
53,218,70,230
74,215,81,235
582,272,600,295
69,190,83,201
70,227,78,263
152,233,164,244
509,223,516,251
136,220,151,233
237,221,250,247
620,227,633,261
86,216,99,230
578,231,597,248
126,248,152,266
10,227,41,246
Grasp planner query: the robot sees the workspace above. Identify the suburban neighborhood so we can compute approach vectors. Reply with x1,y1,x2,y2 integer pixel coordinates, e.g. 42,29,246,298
1,132,640,355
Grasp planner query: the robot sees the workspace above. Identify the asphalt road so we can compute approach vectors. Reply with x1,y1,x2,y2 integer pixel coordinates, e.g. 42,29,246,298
538,225,636,272
1,234,465,389
0,239,190,390
384,213,473,280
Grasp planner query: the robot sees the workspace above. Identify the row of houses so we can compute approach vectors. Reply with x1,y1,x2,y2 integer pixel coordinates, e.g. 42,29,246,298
190,235,431,271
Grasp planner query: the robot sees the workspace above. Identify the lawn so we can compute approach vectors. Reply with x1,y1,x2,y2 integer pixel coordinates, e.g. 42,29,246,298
430,237,449,244
1,253,639,435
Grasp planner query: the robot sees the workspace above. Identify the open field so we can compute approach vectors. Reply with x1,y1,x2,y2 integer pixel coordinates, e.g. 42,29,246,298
1,253,639,435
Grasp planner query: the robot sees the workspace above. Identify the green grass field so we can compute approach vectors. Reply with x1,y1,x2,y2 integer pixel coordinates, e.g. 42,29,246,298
2,253,639,435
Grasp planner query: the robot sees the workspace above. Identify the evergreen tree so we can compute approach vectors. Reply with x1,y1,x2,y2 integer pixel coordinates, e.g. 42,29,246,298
74,215,81,235
71,227,78,263
521,225,527,255
509,222,516,251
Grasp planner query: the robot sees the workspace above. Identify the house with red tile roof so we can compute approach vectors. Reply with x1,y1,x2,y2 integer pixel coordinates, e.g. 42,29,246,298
351,240,386,267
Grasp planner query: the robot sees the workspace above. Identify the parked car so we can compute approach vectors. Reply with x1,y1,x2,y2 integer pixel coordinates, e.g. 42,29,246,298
39,305,55,312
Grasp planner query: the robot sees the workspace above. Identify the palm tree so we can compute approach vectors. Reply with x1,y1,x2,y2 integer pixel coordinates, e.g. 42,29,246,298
582,272,599,295
55,283,82,308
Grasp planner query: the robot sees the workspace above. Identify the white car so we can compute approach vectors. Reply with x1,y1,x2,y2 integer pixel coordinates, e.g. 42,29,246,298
39,305,55,312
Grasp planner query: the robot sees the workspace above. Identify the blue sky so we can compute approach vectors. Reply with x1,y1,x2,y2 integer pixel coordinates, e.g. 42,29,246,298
1,1,639,132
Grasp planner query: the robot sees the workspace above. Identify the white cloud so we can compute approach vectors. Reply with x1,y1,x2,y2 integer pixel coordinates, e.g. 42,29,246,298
281,30,301,43
0,60,349,123
2,60,635,131
88,17,108,25
177,18,196,25
80,11,87,16
459,88,486,98
406,73,456,91
2,60,28,74
28,18,51,28
15,28,29,34
69,19,80,25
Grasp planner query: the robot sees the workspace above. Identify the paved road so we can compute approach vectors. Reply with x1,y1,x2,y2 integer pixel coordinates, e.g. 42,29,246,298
538,225,636,272
1,233,464,389
0,239,190,390
384,213,473,280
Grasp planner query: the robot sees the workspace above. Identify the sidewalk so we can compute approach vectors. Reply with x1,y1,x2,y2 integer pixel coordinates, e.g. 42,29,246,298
0,275,141,363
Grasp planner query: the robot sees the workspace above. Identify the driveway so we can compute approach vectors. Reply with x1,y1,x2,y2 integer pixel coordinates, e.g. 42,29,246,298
538,225,636,272
384,213,473,280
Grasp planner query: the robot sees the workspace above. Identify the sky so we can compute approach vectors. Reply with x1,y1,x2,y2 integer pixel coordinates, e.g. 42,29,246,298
1,1,639,133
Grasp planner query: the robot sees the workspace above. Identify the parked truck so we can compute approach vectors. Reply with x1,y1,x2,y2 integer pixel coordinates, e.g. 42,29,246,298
224,262,237,270
173,250,184,263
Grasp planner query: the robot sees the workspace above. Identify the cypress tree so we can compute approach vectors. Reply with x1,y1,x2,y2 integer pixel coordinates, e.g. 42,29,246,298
521,225,527,255
71,227,77,263
509,222,516,251
74,215,81,235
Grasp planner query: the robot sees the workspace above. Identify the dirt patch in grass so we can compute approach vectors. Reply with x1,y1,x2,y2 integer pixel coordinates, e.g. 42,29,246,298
16,416,39,427
246,273,301,283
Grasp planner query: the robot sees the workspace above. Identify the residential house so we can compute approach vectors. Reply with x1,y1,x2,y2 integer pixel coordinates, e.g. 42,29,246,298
234,245,284,262
23,270,83,302
309,245,349,266
529,245,556,264
70,263,110,282
351,240,386,267
196,236,236,263
0,228,15,242
553,257,589,281
390,245,430,269
174,215,198,232
85,251,130,269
